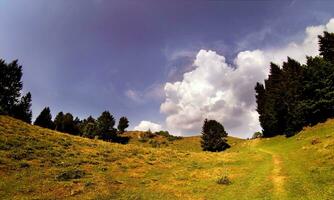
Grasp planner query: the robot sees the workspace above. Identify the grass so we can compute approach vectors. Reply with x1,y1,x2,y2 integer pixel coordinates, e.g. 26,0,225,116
0,115,334,199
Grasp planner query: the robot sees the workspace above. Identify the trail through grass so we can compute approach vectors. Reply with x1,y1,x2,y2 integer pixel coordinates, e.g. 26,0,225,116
258,148,287,200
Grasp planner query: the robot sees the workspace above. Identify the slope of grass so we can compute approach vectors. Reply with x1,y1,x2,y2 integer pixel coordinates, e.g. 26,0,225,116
0,115,333,199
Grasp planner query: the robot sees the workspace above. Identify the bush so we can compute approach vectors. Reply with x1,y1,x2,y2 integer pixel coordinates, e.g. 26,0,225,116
252,131,263,139
56,169,86,181
155,130,182,141
217,176,231,185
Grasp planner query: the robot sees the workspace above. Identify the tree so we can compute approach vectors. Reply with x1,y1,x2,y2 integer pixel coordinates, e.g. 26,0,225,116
255,31,334,137
97,111,116,140
0,59,22,114
319,31,334,62
0,59,32,123
80,116,97,138
201,119,229,152
34,107,54,129
256,63,285,137
117,116,129,133
63,113,77,135
54,112,64,132
12,92,32,123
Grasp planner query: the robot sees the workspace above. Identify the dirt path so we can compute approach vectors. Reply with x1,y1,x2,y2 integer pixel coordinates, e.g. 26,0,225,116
259,148,286,199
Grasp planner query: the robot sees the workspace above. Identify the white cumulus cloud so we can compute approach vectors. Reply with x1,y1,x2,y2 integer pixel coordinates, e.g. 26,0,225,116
161,18,334,138
134,121,162,132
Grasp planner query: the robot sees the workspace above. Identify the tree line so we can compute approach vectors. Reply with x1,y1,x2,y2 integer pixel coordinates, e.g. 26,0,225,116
255,31,334,137
0,59,129,142
34,107,129,140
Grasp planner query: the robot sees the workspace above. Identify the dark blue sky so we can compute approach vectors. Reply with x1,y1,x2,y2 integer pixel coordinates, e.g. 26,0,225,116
1,0,333,133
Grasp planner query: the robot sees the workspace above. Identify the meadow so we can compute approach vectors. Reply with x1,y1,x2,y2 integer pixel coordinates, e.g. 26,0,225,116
0,115,333,199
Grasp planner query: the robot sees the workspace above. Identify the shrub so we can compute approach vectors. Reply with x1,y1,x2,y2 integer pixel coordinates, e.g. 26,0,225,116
155,130,182,141
56,169,85,181
217,176,231,185
252,131,263,139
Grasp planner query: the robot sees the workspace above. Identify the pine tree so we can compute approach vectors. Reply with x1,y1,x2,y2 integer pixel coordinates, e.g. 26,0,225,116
12,92,32,123
0,59,22,114
201,119,229,152
255,31,334,137
34,107,54,129
319,31,334,62
54,112,64,132
117,116,129,133
63,113,76,135
262,63,284,137
97,111,116,140
0,59,32,123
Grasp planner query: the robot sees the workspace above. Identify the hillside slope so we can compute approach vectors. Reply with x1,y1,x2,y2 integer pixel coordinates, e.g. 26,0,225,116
0,116,334,199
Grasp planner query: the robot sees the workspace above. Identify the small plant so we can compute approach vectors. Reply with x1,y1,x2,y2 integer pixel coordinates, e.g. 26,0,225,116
55,169,85,181
217,176,231,185
19,162,30,168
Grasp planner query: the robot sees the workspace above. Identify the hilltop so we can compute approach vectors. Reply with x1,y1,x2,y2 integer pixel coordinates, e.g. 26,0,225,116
0,115,334,199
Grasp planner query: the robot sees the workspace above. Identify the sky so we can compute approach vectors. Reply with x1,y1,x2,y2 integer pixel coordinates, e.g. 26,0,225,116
1,0,334,138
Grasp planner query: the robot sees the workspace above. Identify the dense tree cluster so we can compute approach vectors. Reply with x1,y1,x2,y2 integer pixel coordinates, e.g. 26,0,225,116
34,107,129,141
201,119,230,152
0,59,32,123
255,31,334,137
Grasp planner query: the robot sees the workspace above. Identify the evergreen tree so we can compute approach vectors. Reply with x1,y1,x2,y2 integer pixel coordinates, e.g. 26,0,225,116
80,116,98,138
0,59,32,123
54,112,64,132
0,59,22,114
201,119,229,152
281,58,304,136
63,113,76,135
319,31,334,62
34,107,54,129
117,116,129,133
255,31,334,137
97,111,116,140
12,92,32,123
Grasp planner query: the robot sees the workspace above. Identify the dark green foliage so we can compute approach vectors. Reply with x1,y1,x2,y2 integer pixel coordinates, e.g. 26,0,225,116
34,107,54,129
53,112,80,135
255,32,334,137
201,119,229,152
117,116,129,133
80,116,98,139
155,130,182,141
63,113,79,135
12,92,32,123
0,59,32,123
54,112,64,132
0,59,22,114
252,132,263,139
96,111,116,140
319,31,334,62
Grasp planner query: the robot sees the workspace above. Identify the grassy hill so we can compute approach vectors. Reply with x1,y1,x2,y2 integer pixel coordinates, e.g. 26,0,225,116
0,116,333,199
